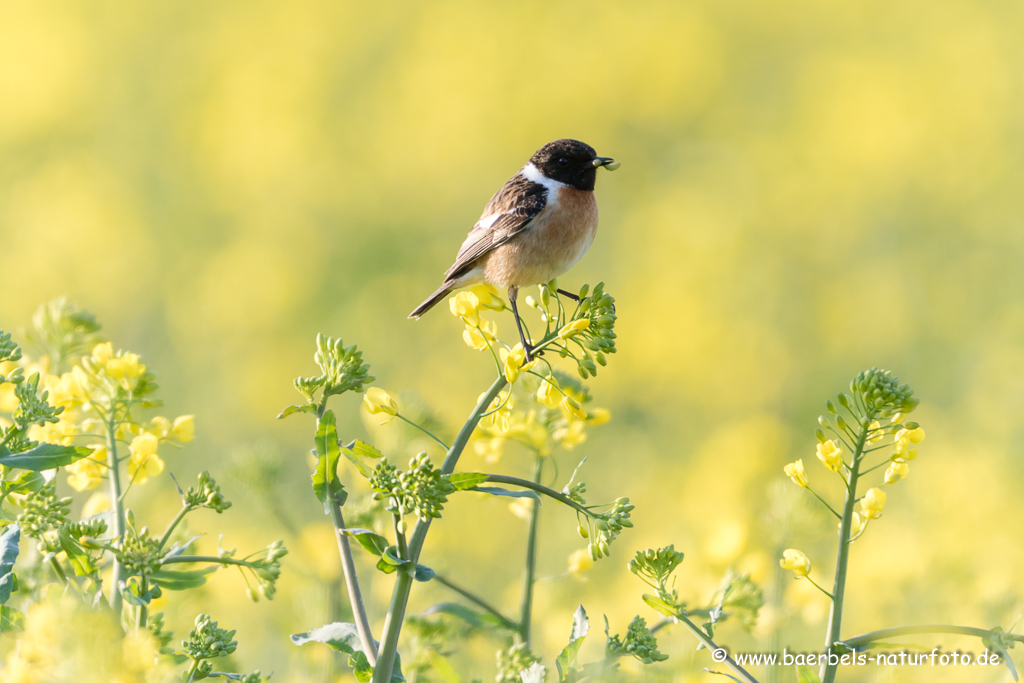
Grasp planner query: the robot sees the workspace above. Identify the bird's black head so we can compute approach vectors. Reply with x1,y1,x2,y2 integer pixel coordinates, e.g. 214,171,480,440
529,139,616,191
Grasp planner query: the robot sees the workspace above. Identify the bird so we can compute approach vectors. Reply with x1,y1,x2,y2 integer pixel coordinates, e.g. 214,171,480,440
408,138,618,360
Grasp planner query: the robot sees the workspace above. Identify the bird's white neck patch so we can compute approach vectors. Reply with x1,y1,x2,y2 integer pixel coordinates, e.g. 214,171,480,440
521,163,566,196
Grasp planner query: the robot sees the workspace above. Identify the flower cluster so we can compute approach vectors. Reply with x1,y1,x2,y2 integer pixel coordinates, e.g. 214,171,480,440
495,642,541,683
118,522,163,577
292,334,374,404
369,454,456,522
184,470,232,513
182,613,238,678
250,540,288,600
449,282,617,382
586,497,634,560
17,482,72,545
605,616,668,664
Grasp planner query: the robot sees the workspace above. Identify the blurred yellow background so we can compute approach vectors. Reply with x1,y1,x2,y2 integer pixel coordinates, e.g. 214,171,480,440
1,0,1023,680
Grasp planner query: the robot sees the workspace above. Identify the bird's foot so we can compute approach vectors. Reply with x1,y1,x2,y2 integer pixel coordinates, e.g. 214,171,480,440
556,288,581,303
523,342,538,364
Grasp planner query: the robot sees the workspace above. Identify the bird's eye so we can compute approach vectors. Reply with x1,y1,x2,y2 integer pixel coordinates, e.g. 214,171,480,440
557,157,569,166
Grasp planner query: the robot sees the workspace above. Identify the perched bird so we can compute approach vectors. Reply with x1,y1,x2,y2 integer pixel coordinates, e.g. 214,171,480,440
409,139,618,359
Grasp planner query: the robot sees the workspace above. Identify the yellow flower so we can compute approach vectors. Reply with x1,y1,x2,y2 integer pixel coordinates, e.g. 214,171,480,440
841,511,867,540
866,420,883,445
780,549,811,578
479,391,514,433
28,418,77,446
557,319,590,340
44,372,85,409
449,291,480,322
463,320,497,351
148,416,172,438
469,284,506,311
906,427,925,443
473,436,505,463
552,420,587,449
91,342,114,366
784,459,809,487
364,387,398,422
172,415,195,443
860,487,886,519
567,548,594,580
893,433,918,460
560,395,587,421
587,408,611,426
82,492,112,518
815,439,843,472
105,352,144,380
500,345,528,383
536,376,561,408
883,460,909,484
66,446,108,492
128,432,164,484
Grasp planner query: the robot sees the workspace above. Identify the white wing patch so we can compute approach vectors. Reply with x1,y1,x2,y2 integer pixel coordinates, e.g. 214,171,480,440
521,163,566,206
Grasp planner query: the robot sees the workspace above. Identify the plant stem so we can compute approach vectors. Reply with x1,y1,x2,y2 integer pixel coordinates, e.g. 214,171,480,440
105,419,127,614
432,573,519,631
137,574,149,629
820,421,869,683
332,499,378,665
480,474,591,516
674,612,761,683
843,624,1024,649
518,456,543,646
371,375,508,683
158,505,192,551
808,488,842,519
395,414,450,451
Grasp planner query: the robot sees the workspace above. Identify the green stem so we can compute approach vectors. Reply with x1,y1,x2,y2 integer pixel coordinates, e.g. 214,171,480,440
804,575,834,600
137,574,149,629
157,505,193,551
105,419,127,613
674,612,761,683
807,487,842,519
480,474,591,516
371,374,508,683
162,555,255,567
842,624,1024,649
519,457,543,646
820,421,869,683
432,573,519,631
395,414,450,451
332,499,378,666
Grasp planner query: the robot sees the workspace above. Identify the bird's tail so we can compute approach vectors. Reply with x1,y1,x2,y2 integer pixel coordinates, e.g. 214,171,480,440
408,281,456,319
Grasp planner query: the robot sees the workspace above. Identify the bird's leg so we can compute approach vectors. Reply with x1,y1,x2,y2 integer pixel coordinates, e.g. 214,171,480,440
556,288,580,303
508,286,536,362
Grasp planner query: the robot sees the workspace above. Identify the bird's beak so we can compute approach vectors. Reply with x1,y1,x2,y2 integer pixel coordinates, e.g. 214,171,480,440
593,156,620,171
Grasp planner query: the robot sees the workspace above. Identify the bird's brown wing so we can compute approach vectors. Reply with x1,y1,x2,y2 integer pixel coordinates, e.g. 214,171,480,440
443,174,548,281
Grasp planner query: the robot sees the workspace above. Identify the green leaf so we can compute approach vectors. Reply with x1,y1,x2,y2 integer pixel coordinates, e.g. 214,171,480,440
4,470,46,495
642,594,677,617
350,651,373,681
291,623,405,682
449,472,489,491
795,665,822,683
0,524,19,605
312,411,346,513
413,564,435,582
422,602,517,632
0,444,93,471
340,440,382,478
342,528,389,557
428,650,461,683
379,545,408,566
291,622,362,654
469,486,540,501
556,605,589,681
57,529,95,577
277,404,318,420
0,605,24,632
151,567,218,590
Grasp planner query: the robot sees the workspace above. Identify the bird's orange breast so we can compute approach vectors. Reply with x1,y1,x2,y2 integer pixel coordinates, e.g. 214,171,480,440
482,187,598,288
